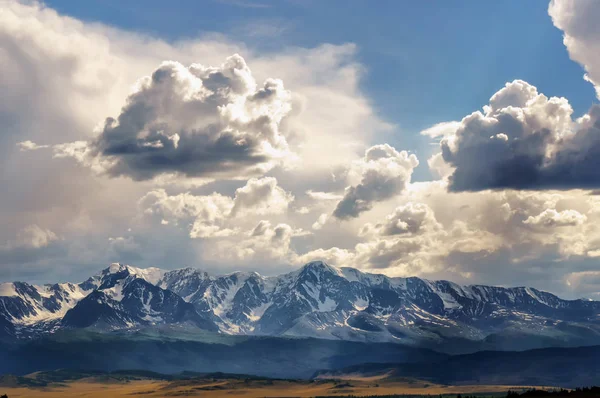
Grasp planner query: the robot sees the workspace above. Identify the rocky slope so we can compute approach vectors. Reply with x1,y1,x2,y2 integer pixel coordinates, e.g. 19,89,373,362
1,261,600,352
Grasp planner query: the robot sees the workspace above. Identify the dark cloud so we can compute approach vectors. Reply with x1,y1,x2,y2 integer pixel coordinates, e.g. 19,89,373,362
440,80,600,191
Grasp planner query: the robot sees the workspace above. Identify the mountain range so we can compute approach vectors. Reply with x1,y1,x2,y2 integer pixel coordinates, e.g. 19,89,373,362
2,261,600,353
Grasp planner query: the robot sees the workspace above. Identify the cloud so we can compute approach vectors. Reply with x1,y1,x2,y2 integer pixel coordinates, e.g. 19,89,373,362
565,270,600,297
523,208,587,228
13,225,59,249
420,121,461,139
311,213,328,230
17,141,49,151
0,1,394,282
333,144,419,219
359,202,440,237
294,247,354,269
207,220,308,262
250,43,394,173
140,188,234,238
0,225,64,278
306,190,343,201
435,79,600,191
293,181,600,295
6,0,600,299
549,0,600,98
108,236,142,261
30,55,295,181
140,176,293,238
231,177,294,216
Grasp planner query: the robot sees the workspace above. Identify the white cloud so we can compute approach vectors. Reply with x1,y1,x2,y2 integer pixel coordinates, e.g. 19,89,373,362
29,55,295,181
306,190,343,201
549,0,600,98
333,144,419,219
141,189,233,223
5,0,600,299
14,225,59,249
312,213,328,230
206,220,308,263
17,141,49,151
359,202,440,237
0,1,392,282
420,121,461,138
292,182,600,291
140,176,293,239
295,206,310,214
231,177,294,216
524,208,587,228
294,247,354,268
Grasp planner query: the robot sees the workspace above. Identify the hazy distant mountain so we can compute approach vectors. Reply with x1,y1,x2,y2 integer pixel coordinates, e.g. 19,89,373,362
2,261,600,352
314,345,600,388
0,327,446,379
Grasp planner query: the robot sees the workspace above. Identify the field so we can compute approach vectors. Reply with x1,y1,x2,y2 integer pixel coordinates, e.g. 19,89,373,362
0,372,548,397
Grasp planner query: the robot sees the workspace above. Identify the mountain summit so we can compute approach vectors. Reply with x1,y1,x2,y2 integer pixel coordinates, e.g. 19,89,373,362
1,261,600,352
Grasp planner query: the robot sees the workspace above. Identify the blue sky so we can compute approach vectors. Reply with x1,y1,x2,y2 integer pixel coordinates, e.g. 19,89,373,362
44,0,598,180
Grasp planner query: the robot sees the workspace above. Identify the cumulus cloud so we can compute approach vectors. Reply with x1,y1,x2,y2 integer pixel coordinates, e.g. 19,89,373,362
7,0,600,299
294,247,354,269
208,220,308,262
292,181,600,294
359,202,440,237
523,208,587,228
231,177,294,216
549,0,600,98
333,144,419,219
311,213,328,230
140,176,293,238
28,55,295,181
0,1,396,282
13,225,59,249
140,188,234,238
436,80,600,191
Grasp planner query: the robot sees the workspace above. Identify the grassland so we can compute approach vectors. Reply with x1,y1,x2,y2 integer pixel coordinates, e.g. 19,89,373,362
0,372,548,398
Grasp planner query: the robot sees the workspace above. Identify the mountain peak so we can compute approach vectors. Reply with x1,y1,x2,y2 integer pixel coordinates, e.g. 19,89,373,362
3,261,600,351
106,263,127,274
101,263,165,285
299,261,344,278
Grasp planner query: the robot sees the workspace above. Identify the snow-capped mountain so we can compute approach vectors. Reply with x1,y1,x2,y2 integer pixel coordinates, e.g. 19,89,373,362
2,261,600,352
0,280,90,339
0,264,218,339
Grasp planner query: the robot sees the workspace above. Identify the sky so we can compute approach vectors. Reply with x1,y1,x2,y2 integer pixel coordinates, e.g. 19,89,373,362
2,0,600,299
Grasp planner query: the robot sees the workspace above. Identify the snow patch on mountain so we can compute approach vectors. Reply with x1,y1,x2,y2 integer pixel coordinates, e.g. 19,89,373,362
3,260,600,350
246,302,271,322
0,283,17,297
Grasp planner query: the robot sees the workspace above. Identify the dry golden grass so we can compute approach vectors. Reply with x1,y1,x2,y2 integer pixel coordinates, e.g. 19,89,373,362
0,376,548,397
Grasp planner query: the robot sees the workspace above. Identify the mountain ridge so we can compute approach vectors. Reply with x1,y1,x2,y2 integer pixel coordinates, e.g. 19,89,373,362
1,261,600,353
